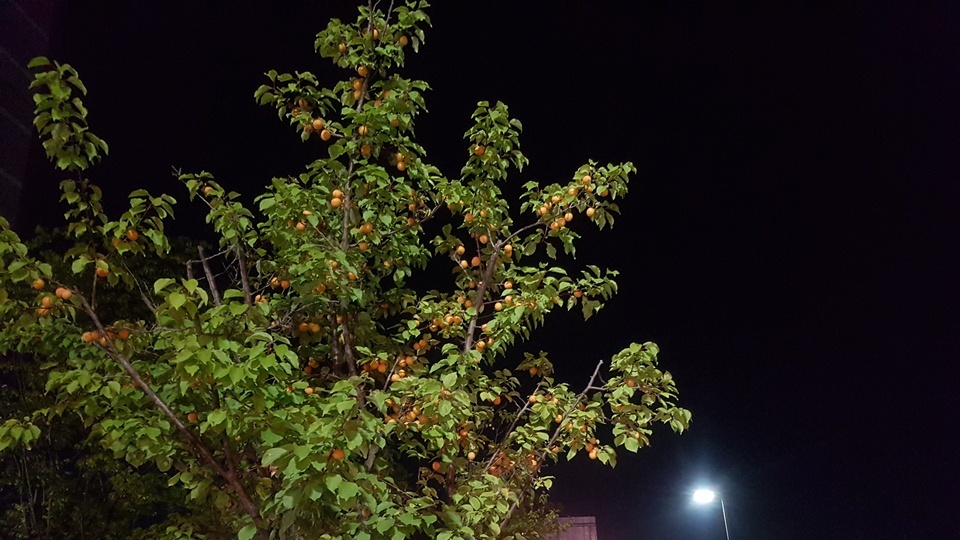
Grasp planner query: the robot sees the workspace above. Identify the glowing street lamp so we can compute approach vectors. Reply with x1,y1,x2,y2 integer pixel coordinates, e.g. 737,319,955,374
692,488,730,540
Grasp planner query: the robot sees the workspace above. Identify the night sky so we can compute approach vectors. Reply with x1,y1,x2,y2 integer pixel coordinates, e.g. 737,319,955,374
11,1,960,539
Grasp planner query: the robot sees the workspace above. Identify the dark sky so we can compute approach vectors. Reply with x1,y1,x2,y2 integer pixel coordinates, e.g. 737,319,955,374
13,1,960,539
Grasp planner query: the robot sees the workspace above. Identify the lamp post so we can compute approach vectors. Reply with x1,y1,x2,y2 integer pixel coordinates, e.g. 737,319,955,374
692,489,730,540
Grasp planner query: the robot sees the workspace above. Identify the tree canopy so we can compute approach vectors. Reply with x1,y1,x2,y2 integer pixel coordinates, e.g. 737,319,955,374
0,2,690,539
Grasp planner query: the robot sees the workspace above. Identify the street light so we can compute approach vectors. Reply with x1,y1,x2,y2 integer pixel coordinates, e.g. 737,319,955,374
692,488,730,540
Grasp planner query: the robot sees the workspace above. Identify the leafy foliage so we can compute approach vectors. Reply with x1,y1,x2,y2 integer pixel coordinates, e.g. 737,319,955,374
0,2,690,539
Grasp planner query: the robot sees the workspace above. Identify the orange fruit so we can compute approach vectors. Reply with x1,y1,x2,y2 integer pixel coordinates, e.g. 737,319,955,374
338,43,347,53
357,66,369,77
396,161,406,171
529,367,538,376
331,448,345,460
361,144,372,157
589,448,599,460
399,35,409,47
529,395,538,404
357,125,368,136
57,288,72,300
203,186,213,196
96,266,109,278
40,296,54,308
187,412,198,422
582,174,593,184
372,28,380,40
471,256,481,267
295,221,306,232
331,197,343,208
332,189,344,199
467,451,476,460
126,229,139,241
474,145,486,156
586,207,596,218
320,129,332,141
305,387,315,395
431,461,442,472
464,212,474,223
312,118,324,131
32,279,45,290
494,302,503,311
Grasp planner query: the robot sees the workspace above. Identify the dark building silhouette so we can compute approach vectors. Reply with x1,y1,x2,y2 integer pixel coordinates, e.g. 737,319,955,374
545,517,599,540
0,0,60,228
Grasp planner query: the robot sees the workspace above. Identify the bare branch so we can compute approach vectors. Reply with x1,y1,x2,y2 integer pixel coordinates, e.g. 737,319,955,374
197,246,222,306
235,246,252,306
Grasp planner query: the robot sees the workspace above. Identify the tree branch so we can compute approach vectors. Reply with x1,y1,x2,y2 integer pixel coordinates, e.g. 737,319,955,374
235,245,252,306
197,246,222,306
498,360,605,533
77,294,264,532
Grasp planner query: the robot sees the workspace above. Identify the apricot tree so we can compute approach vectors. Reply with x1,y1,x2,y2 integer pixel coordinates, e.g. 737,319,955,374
0,2,690,539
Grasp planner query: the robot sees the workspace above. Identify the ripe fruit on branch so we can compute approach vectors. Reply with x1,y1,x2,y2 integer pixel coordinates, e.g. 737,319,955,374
96,266,110,278
55,287,72,300
338,43,347,53
32,279,45,290
398,35,409,47
586,207,596,218
357,66,369,77
474,145,485,156
312,118,325,131
126,229,139,241
320,129,332,141
331,448,345,460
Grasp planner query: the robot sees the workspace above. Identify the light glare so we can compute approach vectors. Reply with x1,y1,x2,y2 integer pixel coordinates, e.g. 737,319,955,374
692,489,717,504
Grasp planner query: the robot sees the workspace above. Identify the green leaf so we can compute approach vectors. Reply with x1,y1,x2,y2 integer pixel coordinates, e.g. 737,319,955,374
154,278,176,293
238,524,257,540
168,292,186,308
262,447,287,466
